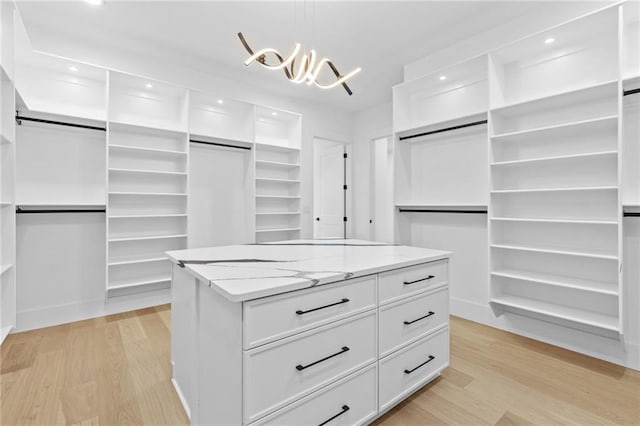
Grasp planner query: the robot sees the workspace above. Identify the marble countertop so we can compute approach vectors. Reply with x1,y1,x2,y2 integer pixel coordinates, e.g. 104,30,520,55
166,239,451,302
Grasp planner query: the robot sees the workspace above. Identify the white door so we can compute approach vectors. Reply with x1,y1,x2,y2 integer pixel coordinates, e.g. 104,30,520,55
314,139,345,239
370,136,394,243
188,143,250,247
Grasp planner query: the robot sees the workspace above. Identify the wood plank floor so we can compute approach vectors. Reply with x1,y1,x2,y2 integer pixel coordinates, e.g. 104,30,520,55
1,306,638,425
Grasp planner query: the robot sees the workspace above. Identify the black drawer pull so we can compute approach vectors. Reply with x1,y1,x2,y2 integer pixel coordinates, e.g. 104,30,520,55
404,355,435,374
404,311,435,325
296,346,350,371
403,275,435,285
296,298,350,315
318,405,350,426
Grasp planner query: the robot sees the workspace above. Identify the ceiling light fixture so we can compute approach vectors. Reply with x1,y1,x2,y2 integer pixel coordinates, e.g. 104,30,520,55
439,75,447,81
84,0,104,5
217,99,224,104
545,37,555,44
145,83,153,89
237,0,361,96
271,112,278,116
69,65,78,72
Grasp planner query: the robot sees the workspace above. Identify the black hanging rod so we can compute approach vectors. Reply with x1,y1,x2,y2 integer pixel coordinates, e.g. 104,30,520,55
623,88,640,96
399,119,488,141
189,139,251,151
16,207,106,214
624,212,640,217
399,208,487,214
15,114,106,132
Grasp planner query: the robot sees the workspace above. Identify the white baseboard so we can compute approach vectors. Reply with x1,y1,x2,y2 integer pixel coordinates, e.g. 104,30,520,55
451,297,640,371
15,288,171,332
172,377,191,420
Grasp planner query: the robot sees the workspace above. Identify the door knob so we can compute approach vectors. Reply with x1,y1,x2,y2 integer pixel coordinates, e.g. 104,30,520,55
316,217,320,221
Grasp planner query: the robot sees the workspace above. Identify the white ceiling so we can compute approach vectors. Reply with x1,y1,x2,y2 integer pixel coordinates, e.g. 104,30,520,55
16,1,584,112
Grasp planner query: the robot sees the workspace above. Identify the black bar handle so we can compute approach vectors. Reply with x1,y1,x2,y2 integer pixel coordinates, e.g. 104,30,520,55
404,311,435,325
404,275,435,285
404,355,435,374
318,405,350,426
296,298,350,315
296,346,350,371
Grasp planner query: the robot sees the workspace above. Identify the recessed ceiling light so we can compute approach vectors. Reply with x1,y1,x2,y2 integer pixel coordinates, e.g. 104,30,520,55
544,37,555,44
84,0,103,5
145,83,153,89
69,65,78,72
271,112,277,116
439,75,447,81
217,99,224,104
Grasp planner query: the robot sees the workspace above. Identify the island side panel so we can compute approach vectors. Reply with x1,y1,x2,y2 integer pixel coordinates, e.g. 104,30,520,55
171,264,198,419
197,279,244,426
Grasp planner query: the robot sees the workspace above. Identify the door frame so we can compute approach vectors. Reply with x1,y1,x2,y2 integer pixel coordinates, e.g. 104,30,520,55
369,134,393,241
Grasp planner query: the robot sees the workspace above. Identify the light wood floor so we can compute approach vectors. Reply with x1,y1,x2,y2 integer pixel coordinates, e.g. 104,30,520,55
1,306,638,426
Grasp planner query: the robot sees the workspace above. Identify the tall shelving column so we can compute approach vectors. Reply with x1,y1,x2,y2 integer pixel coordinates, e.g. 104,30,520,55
254,106,302,243
106,72,189,295
0,0,16,343
487,6,623,339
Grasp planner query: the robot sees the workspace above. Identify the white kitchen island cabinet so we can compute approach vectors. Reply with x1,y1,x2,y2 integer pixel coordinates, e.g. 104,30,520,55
167,240,451,426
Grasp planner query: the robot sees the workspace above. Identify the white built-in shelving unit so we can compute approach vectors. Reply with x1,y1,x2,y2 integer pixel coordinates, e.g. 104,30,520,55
107,74,189,294
254,106,302,242
487,7,623,339
0,0,16,343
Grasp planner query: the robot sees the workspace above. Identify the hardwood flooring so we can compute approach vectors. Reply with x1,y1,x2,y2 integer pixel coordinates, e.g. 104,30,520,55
1,306,638,425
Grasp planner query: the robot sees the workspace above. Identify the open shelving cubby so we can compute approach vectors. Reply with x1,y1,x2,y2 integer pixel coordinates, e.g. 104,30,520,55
488,6,623,339
189,90,254,143
107,71,189,294
0,0,16,344
254,107,302,242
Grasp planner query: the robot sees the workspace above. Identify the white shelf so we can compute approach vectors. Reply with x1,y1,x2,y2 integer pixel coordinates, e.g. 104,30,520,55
109,213,187,219
491,150,618,167
108,168,187,176
0,201,12,207
490,115,618,141
255,177,301,184
109,120,187,137
624,204,640,214
255,212,301,216
492,269,618,296
255,227,301,233
108,257,168,267
490,217,618,225
490,294,619,332
15,203,105,210
109,234,188,243
109,144,187,156
108,192,187,197
396,203,487,211
107,277,171,291
255,160,300,168
256,143,300,152
490,80,618,114
491,244,618,261
0,264,12,276
491,186,618,194
256,195,301,199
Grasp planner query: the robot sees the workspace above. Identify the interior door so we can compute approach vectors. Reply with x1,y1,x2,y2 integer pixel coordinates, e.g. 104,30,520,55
188,143,251,247
314,139,345,239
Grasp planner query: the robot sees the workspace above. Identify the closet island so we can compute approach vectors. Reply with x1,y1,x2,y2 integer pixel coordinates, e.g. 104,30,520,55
166,239,451,425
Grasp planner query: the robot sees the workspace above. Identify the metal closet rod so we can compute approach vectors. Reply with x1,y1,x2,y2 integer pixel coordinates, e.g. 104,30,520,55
15,113,107,132
398,208,488,214
189,139,252,151
399,120,488,141
16,207,106,214
624,212,640,217
623,88,640,96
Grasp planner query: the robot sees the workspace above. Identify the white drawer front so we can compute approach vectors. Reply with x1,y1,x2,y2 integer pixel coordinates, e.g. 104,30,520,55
379,287,449,357
244,275,376,349
379,326,449,412
379,260,448,304
251,365,378,426
244,311,377,423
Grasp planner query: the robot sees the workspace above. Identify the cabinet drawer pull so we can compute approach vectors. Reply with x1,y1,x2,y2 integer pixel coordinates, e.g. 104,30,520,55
317,405,350,426
404,355,435,374
403,275,435,285
403,311,435,325
296,346,350,371
296,298,350,315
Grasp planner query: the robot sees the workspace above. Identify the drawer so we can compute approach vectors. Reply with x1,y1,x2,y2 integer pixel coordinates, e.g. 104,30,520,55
379,260,448,304
379,286,449,357
244,311,377,423
379,326,449,412
251,364,378,426
244,275,376,348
